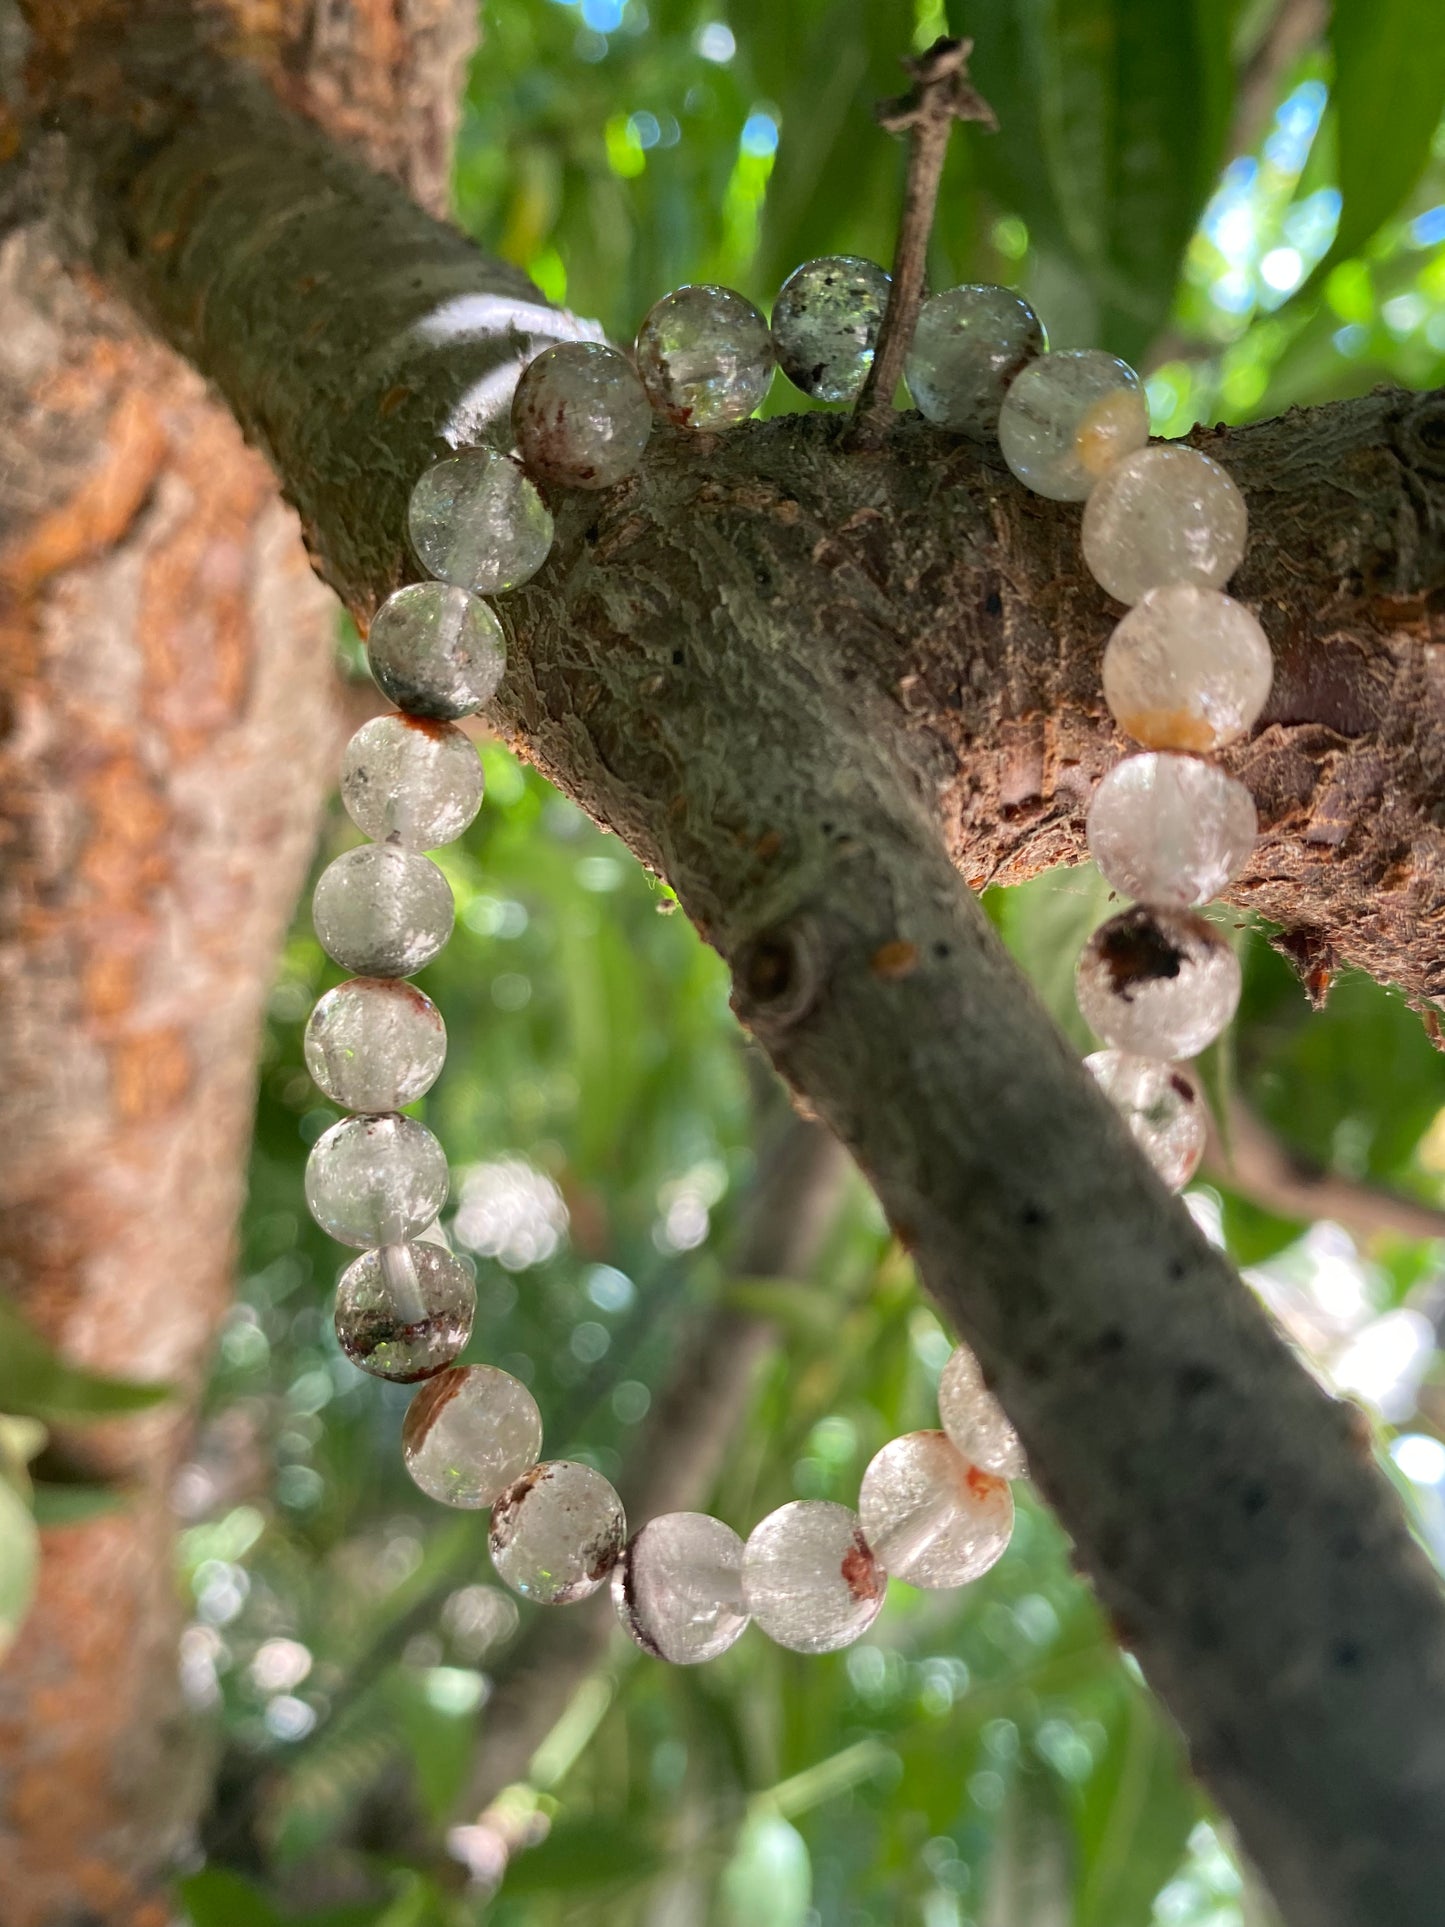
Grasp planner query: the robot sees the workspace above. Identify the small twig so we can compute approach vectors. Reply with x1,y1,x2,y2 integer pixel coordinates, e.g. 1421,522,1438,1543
851,37,996,441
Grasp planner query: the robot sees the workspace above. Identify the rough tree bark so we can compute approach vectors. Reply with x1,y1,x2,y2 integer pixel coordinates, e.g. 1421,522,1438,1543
11,7,1445,1927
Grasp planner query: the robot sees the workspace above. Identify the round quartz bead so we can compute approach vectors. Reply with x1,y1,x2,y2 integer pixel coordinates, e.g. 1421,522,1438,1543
335,1241,475,1381
408,448,554,595
858,1432,1014,1590
938,1346,1026,1480
1103,585,1272,752
312,845,454,979
402,1364,543,1509
611,1512,749,1664
512,341,652,490
366,583,506,722
1086,1050,1208,1191
490,1461,626,1604
304,978,445,1112
340,715,482,852
305,1113,449,1248
635,284,774,429
1076,905,1241,1059
1086,753,1257,908
905,284,1046,436
742,1501,885,1655
1082,444,1247,605
997,350,1148,501
771,255,891,404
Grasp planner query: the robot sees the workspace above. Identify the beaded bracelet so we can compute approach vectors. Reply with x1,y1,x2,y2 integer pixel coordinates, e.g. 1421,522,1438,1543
299,256,1265,1663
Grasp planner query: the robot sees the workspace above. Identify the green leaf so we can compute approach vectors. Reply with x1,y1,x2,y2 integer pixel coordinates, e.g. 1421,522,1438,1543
1072,1688,1197,1927
178,1869,283,1927
0,1295,171,1425
499,1817,667,1896
0,1471,39,1664
1328,0,1445,265
29,1480,130,1528
985,865,1115,1050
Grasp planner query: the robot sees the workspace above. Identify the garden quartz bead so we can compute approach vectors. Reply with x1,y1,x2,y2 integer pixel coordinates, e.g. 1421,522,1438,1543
858,1432,1014,1590
403,1364,543,1509
408,447,554,595
511,341,652,490
742,1501,885,1654
1086,752,1258,908
905,284,1046,436
312,844,454,979
1103,585,1273,752
634,284,774,428
1086,1051,1208,1191
489,1461,626,1604
1082,443,1248,605
304,977,446,1112
938,1346,1027,1480
366,581,506,721
305,1113,449,1248
771,255,891,403
334,1242,475,1382
997,350,1148,500
340,714,483,851
611,1512,749,1663
1076,906,1242,1059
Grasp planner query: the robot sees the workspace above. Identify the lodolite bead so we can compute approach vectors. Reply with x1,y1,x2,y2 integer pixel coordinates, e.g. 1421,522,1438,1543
905,284,1046,437
771,255,891,404
511,341,652,490
312,845,454,979
938,1346,1026,1480
1086,752,1257,907
635,284,774,429
408,447,554,595
305,1113,449,1248
858,1431,1014,1590
304,977,446,1112
611,1511,749,1663
367,582,506,721
340,714,483,851
490,1460,626,1604
997,350,1148,500
335,1241,475,1381
742,1500,885,1654
402,1363,542,1508
1076,905,1241,1059
1086,1050,1207,1191
1082,444,1247,605
1103,585,1272,752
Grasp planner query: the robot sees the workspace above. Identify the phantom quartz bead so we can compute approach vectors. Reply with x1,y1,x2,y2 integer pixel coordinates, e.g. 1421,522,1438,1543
938,1346,1026,1480
335,1241,475,1381
304,977,446,1112
1082,444,1247,605
340,714,482,851
1086,752,1258,907
771,255,891,403
997,350,1148,500
905,284,1046,436
612,1512,749,1663
858,1432,1014,1590
305,1113,449,1248
402,1363,543,1508
366,582,506,721
1076,905,1242,1059
1086,1050,1208,1191
742,1500,885,1654
512,341,653,489
408,447,554,595
490,1460,626,1603
1102,585,1273,752
312,845,454,979
635,284,774,428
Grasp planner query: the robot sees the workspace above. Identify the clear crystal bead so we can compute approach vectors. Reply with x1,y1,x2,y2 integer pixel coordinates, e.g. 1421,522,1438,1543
905,284,1046,437
635,285,774,428
742,1501,885,1654
408,448,554,595
1086,1050,1208,1190
1102,585,1273,751
997,350,1148,500
304,977,446,1112
490,1460,626,1603
1076,906,1242,1059
312,845,454,979
366,582,506,721
402,1363,543,1508
340,714,483,851
335,1241,475,1381
1086,753,1257,907
1082,444,1247,604
512,341,652,489
305,1113,449,1247
611,1511,749,1663
771,255,891,404
858,1431,1014,1590
938,1346,1026,1480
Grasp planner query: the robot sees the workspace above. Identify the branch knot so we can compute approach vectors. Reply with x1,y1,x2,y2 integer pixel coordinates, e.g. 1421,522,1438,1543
875,37,998,139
